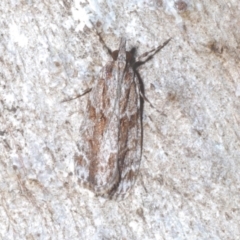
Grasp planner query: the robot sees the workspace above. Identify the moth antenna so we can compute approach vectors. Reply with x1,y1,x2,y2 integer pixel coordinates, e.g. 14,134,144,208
89,20,112,56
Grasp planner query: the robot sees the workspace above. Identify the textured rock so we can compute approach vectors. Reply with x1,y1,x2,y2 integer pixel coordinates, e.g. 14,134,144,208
0,0,239,239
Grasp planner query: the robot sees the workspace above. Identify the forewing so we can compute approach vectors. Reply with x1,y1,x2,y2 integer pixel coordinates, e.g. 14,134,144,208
75,61,121,194
109,67,142,199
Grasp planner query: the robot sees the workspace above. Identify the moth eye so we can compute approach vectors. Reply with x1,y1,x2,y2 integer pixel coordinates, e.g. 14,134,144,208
111,50,119,60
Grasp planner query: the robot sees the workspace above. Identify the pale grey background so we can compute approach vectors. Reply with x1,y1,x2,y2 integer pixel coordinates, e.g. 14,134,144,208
0,0,239,239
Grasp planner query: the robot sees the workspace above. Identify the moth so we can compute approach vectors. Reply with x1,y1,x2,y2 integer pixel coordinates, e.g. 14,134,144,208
75,36,171,200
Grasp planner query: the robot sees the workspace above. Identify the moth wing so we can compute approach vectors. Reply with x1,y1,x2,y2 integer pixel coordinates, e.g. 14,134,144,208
75,61,122,194
109,69,142,200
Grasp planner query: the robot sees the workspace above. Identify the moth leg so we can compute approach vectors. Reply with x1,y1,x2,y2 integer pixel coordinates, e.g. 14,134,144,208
133,38,172,108
61,88,92,103
139,91,154,108
134,38,171,68
132,70,154,108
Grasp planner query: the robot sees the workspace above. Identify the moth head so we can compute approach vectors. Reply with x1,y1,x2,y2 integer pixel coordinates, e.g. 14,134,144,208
111,48,136,65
